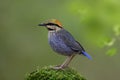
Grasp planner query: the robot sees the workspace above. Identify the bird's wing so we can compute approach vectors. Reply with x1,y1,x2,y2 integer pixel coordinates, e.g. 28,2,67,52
57,29,84,53
57,29,92,59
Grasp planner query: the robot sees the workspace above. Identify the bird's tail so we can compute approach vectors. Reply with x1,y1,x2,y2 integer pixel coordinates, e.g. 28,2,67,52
81,51,92,60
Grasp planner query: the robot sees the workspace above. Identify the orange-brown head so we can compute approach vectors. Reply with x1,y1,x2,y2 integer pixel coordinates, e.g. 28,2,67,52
38,19,63,31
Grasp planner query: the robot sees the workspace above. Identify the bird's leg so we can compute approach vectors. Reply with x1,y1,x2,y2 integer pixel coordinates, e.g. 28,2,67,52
60,54,75,68
53,54,75,70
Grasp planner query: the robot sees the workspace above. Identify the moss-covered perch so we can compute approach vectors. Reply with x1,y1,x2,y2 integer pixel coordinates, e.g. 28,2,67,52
25,66,86,80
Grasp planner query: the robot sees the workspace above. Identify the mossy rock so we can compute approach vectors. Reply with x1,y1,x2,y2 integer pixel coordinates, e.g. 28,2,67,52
25,66,86,80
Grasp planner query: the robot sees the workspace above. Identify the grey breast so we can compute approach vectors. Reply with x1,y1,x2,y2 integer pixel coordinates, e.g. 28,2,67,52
48,30,75,56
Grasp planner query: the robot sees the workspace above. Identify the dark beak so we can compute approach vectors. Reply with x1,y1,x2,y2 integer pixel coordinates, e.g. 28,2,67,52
38,23,46,26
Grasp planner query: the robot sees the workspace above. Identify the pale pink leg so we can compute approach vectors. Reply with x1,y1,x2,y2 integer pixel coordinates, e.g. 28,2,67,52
53,54,75,69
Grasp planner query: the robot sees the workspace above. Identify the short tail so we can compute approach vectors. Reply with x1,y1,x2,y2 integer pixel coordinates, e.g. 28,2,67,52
81,51,92,60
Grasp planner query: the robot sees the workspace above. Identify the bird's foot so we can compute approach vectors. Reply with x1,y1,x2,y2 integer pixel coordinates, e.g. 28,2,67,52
52,66,63,70
52,65,68,70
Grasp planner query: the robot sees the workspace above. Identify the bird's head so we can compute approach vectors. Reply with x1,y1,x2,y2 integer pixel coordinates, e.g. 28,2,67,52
38,19,63,31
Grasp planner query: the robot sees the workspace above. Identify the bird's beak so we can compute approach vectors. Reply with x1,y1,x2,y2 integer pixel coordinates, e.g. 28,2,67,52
38,23,46,26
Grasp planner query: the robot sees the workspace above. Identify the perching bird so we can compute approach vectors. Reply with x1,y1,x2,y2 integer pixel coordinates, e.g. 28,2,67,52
38,19,92,69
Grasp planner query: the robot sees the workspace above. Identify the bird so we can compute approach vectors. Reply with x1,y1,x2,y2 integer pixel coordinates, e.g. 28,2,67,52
38,19,92,69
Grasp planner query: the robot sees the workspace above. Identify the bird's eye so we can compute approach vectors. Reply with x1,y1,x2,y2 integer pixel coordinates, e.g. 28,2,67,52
47,28,55,31
46,23,55,26
46,23,61,28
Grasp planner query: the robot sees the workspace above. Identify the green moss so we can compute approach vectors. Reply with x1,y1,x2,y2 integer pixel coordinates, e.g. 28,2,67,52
25,66,86,80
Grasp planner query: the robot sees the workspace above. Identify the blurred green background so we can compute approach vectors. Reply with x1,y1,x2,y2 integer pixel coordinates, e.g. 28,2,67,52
0,0,120,80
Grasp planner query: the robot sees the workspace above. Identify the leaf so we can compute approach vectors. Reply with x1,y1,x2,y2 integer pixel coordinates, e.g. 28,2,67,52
97,37,115,48
106,48,117,56
104,38,116,47
113,25,120,36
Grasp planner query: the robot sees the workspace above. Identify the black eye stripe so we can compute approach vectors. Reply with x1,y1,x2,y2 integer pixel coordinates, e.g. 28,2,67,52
46,23,61,28
47,28,55,31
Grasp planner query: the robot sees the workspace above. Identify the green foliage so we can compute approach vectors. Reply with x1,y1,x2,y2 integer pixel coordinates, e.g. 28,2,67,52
66,0,120,56
106,48,117,56
25,66,86,80
113,25,120,37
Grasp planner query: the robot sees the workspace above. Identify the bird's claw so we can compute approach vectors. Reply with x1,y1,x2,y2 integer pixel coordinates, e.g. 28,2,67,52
51,65,68,70
52,66,63,70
